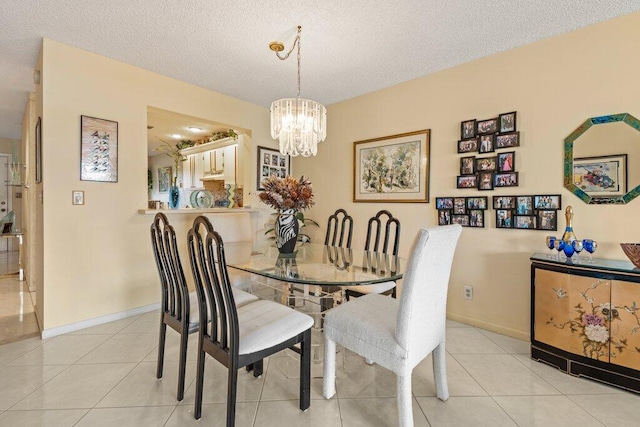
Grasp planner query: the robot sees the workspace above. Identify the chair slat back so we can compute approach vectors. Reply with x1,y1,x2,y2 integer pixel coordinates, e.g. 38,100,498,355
365,210,400,256
188,215,239,356
325,209,353,248
396,225,462,359
150,213,190,321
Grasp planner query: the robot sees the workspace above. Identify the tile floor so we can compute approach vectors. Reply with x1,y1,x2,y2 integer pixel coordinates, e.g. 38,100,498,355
0,313,638,426
0,251,39,345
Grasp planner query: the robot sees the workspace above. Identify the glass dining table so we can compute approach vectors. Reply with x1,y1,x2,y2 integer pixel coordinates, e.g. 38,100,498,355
225,242,404,328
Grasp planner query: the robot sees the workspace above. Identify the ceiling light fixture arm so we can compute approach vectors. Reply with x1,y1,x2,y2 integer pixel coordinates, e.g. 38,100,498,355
270,26,302,98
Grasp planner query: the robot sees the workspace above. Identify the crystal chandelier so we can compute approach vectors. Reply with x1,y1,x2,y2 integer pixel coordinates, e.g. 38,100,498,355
270,26,326,157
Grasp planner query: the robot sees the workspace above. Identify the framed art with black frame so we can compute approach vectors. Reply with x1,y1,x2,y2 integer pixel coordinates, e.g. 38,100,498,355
514,215,537,229
516,196,534,215
476,118,499,135
499,111,517,133
453,197,466,214
437,209,452,225
494,172,518,187
457,138,478,154
495,209,513,228
478,172,494,191
461,119,476,139
534,194,562,210
479,134,495,154
435,197,453,209
536,210,558,231
457,175,478,189
468,210,484,228
493,195,515,209
460,156,475,175
497,151,515,172
475,156,496,172
452,214,469,227
495,131,520,149
35,116,42,183
466,196,487,210
257,145,290,191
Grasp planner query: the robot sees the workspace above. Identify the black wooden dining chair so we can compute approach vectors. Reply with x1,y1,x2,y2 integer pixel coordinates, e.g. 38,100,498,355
150,213,257,402
324,208,353,248
187,215,314,425
344,209,401,300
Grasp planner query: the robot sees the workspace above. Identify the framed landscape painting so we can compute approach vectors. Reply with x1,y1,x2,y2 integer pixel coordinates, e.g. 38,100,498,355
353,129,430,202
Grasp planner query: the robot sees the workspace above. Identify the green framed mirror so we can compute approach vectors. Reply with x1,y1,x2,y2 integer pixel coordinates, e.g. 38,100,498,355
564,113,640,204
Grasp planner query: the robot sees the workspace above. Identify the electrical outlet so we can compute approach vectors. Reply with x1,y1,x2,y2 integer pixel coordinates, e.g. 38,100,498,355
463,285,473,300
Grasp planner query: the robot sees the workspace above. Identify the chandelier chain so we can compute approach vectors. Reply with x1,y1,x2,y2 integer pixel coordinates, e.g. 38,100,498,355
275,26,302,98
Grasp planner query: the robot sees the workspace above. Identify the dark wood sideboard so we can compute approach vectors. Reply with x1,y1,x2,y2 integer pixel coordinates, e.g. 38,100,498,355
531,253,640,393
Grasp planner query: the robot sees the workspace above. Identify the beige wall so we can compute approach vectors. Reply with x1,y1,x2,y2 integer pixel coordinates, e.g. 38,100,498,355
39,39,274,331
298,12,640,340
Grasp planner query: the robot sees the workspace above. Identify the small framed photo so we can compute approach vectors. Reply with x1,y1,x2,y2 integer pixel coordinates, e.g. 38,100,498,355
495,209,514,228
494,172,518,187
499,111,517,133
493,195,516,209
476,118,499,135
435,197,453,210
438,209,452,225
466,196,488,210
451,214,469,227
453,197,467,214
72,190,85,205
534,195,562,210
495,131,520,149
460,156,475,175
461,119,476,139
468,210,485,228
478,172,494,191
497,151,515,172
514,215,537,229
537,210,558,231
475,156,497,172
456,175,478,189
457,138,478,154
478,135,495,154
516,196,533,215
2,223,13,234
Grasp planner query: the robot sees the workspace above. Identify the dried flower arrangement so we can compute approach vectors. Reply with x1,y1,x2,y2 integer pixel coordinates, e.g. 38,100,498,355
259,175,314,211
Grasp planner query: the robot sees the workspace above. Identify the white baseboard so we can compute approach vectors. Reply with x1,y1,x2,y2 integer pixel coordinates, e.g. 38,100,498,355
41,302,161,339
447,312,530,342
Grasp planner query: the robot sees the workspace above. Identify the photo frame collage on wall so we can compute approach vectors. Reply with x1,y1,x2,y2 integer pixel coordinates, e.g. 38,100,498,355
436,196,489,228
457,112,519,190
435,194,561,230
494,194,562,230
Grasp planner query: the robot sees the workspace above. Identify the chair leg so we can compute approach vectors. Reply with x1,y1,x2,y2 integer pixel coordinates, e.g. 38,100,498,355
299,329,311,410
397,374,414,427
227,366,238,427
194,345,206,420
322,336,336,399
156,318,167,379
433,342,449,401
253,359,264,378
176,327,189,401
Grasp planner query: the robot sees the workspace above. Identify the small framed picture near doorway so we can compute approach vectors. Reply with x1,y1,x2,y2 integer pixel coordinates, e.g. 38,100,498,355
72,190,85,205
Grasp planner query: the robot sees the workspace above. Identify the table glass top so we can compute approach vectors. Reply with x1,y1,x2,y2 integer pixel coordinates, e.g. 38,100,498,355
226,242,403,286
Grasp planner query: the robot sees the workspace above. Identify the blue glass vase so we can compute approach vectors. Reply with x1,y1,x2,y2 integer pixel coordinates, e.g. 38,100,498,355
169,186,180,209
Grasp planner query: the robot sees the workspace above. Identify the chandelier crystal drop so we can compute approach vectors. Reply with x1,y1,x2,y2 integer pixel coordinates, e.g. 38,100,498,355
269,26,327,157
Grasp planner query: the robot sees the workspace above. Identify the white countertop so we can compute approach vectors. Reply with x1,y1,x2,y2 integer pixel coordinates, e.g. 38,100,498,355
137,207,261,215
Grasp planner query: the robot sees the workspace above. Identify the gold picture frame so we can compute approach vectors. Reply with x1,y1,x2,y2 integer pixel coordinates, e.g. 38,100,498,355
353,129,430,203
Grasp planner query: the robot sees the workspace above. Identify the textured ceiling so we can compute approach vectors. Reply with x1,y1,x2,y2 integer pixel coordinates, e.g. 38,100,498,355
2,0,640,140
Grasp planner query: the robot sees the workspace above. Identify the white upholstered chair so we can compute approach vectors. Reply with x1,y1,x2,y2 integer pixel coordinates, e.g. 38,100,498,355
323,224,462,427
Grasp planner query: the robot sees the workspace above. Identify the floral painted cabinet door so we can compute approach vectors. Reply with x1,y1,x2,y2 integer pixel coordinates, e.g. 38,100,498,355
610,280,640,370
535,269,611,361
